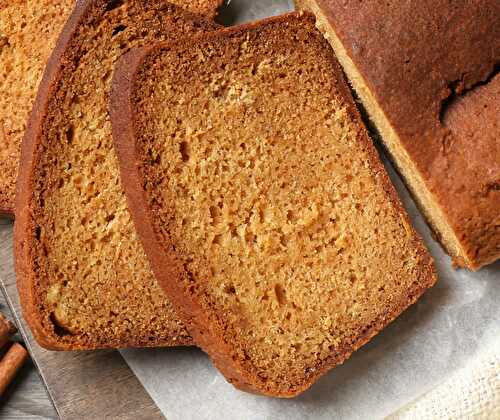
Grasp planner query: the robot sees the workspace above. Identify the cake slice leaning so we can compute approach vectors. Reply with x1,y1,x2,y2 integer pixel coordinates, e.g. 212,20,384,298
14,0,221,350
0,0,75,215
295,0,500,270
111,12,437,397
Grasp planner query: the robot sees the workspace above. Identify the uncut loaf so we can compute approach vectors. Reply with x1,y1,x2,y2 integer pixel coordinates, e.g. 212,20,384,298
296,0,500,270
111,12,437,396
14,0,222,350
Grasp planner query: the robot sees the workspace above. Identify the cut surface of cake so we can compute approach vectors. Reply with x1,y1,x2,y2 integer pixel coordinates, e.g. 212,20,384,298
111,12,437,396
14,0,222,350
0,0,75,214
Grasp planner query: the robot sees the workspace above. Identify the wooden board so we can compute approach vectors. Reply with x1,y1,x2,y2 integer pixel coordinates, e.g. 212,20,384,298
0,219,164,420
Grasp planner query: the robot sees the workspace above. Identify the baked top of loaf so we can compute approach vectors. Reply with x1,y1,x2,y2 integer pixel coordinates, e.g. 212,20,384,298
0,0,74,214
297,0,499,269
442,73,500,262
14,0,221,350
111,12,436,396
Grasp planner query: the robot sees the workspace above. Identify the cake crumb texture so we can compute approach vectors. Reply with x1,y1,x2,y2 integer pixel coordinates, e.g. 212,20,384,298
295,0,499,269
112,13,436,396
0,0,74,214
15,0,221,350
0,0,223,215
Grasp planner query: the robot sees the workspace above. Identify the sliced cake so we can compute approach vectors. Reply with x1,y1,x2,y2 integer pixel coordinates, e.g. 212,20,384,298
0,0,74,215
295,0,500,270
111,12,437,396
14,0,221,350
0,0,222,215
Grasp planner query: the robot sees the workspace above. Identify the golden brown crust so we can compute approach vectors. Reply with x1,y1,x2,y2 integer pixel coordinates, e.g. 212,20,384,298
15,0,220,350
112,12,436,396
442,75,500,267
297,0,500,270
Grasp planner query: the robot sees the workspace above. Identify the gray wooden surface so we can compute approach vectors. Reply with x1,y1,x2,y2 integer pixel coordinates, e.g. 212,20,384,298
0,299,56,420
0,218,164,419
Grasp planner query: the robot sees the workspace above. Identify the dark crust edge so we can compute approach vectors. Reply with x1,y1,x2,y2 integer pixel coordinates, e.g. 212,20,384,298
14,0,90,351
14,0,220,351
111,11,437,396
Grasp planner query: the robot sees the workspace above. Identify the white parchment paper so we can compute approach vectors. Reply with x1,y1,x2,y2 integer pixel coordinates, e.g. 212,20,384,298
121,1,500,418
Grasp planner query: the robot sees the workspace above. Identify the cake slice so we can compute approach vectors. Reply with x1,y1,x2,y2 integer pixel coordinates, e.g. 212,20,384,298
0,0,222,216
0,0,74,215
295,0,500,270
14,0,221,350
111,12,437,397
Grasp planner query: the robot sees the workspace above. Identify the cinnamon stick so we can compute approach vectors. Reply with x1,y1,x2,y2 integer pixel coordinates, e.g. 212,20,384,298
0,343,28,395
0,313,16,349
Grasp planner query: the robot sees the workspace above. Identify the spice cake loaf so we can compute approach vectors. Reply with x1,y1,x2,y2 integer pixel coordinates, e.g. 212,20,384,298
295,0,500,270
111,12,437,396
14,0,222,350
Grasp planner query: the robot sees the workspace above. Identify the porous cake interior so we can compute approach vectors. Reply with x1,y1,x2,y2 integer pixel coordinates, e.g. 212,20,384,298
132,18,433,392
180,0,222,18
30,2,218,348
0,0,74,212
295,0,468,266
